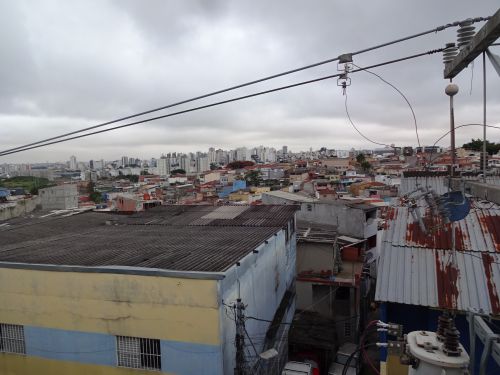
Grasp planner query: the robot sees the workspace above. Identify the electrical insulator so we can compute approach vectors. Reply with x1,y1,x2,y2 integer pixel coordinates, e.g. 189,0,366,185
457,20,475,49
442,43,459,65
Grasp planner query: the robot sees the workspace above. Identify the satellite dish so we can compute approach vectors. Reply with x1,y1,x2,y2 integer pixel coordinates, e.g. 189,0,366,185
440,191,470,222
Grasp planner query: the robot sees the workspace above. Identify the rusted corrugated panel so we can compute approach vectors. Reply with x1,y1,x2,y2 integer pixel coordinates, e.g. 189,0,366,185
383,206,500,253
375,245,500,316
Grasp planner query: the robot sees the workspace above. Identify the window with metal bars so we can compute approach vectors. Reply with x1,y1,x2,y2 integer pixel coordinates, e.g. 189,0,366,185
0,323,26,354
116,336,161,371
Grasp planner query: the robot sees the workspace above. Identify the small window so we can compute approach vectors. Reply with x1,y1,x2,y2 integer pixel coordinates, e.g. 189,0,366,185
116,336,161,371
0,323,26,354
306,204,312,212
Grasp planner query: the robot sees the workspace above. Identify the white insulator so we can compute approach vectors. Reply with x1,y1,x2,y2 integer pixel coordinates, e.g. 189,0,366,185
443,43,459,64
457,22,475,49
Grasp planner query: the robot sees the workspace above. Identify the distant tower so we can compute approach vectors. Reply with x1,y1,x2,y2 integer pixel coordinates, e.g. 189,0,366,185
121,156,129,167
282,145,288,155
69,155,77,170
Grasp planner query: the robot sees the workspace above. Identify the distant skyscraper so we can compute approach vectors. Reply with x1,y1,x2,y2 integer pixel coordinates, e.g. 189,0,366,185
121,156,129,167
196,156,209,173
208,147,216,163
158,156,169,176
282,146,288,155
89,160,94,170
69,155,77,170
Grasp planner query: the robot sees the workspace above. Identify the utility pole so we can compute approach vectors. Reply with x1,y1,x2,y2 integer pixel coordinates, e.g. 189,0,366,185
234,299,247,375
482,52,487,182
445,83,459,178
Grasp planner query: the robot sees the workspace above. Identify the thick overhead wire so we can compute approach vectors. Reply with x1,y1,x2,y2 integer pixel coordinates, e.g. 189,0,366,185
0,16,489,157
0,49,443,157
344,93,391,147
351,62,421,148
427,123,500,166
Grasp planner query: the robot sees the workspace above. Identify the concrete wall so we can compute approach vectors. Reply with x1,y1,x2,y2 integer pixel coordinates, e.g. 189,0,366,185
218,226,296,374
0,197,40,221
0,268,222,375
262,194,369,238
39,184,78,210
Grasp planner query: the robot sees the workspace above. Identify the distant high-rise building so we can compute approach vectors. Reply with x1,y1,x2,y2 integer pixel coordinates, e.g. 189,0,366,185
235,147,250,161
282,145,288,155
158,156,169,177
208,147,216,164
121,156,129,167
69,156,77,170
89,160,94,170
94,159,104,170
196,156,209,173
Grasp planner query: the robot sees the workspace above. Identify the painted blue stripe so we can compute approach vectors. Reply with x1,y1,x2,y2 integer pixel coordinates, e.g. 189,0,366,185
161,341,223,375
23,325,223,373
25,326,116,366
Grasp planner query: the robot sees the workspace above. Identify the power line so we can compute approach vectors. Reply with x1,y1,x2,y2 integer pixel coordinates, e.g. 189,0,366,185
351,63,421,148
427,123,500,166
0,49,443,157
1,17,485,157
344,93,390,147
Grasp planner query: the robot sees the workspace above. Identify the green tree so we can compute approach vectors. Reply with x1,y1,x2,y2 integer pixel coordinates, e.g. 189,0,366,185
463,138,500,155
87,181,95,194
89,192,102,203
171,169,186,175
245,170,262,186
227,161,255,169
356,153,366,164
360,161,372,173
210,162,218,171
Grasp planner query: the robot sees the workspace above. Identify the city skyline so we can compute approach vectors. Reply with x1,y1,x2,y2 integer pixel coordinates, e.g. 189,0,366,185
1,1,499,163
1,143,438,166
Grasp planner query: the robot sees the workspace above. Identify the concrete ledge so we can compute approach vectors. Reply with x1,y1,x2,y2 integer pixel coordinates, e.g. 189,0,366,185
0,261,226,280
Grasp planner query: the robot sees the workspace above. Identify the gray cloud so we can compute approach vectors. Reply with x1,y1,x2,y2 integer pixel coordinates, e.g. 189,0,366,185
0,0,499,163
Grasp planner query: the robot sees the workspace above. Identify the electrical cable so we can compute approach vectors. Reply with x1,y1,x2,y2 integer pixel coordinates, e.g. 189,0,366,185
0,15,488,156
427,123,500,166
344,93,391,147
351,63,421,148
342,343,379,375
359,320,381,375
0,49,443,157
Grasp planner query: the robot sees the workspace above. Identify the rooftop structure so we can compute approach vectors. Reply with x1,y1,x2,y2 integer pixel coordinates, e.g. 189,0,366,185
376,204,500,316
0,204,298,374
0,205,297,273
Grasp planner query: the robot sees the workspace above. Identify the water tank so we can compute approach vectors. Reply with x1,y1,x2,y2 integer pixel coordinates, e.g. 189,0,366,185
407,331,469,375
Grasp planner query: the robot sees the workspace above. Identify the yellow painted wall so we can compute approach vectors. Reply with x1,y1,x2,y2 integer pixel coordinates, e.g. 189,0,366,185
228,192,250,202
0,353,175,375
0,268,220,345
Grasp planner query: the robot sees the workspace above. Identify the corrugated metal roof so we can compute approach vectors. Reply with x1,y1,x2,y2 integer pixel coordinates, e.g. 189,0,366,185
381,206,500,252
376,246,500,316
0,225,279,272
0,205,297,273
376,205,500,316
399,176,500,196
399,176,450,196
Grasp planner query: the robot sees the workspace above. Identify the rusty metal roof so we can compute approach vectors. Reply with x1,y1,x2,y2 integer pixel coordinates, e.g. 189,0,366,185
376,246,500,315
381,205,500,252
376,205,500,317
0,205,297,273
399,176,500,197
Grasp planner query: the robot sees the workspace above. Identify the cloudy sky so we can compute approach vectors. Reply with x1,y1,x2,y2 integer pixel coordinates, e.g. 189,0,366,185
0,0,499,163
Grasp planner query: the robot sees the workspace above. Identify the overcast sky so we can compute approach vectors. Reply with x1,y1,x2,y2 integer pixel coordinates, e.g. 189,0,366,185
0,0,499,163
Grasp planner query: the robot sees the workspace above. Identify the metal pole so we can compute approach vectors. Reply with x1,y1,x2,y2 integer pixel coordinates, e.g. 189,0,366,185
445,83,459,178
450,94,456,177
483,52,487,182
